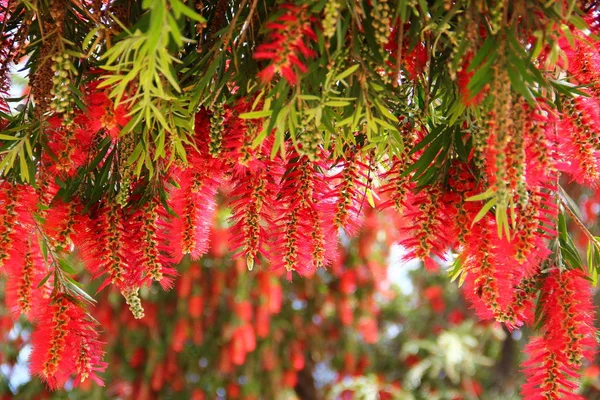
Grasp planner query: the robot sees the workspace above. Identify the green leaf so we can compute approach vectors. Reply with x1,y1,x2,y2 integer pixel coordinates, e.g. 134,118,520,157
466,189,495,202
472,198,496,225
467,36,496,72
366,188,375,208
37,271,52,289
334,64,360,82
58,258,76,274
171,0,206,22
240,110,272,119
65,277,97,304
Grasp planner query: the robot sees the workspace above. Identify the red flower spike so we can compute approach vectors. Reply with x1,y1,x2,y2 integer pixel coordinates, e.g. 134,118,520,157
561,32,600,97
461,216,512,321
254,5,317,85
328,152,371,237
43,118,92,176
523,110,552,188
30,295,106,389
4,238,45,317
556,98,600,185
399,185,453,270
78,201,147,318
79,201,131,291
0,182,38,271
522,269,596,400
129,199,176,289
271,155,337,275
168,160,222,262
85,90,130,140
228,165,281,269
44,198,82,250
379,156,416,212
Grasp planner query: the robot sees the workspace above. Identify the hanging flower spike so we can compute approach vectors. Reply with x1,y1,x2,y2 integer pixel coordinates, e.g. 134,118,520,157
510,189,556,279
379,123,419,212
4,237,45,317
499,273,539,330
209,103,226,158
400,185,453,271
79,201,129,290
218,100,275,174
229,166,279,270
562,32,600,97
79,201,147,318
254,4,317,85
30,294,106,389
168,160,222,262
522,269,596,400
524,108,552,188
446,160,480,249
556,97,600,185
461,216,513,321
0,181,38,271
271,154,337,276
328,151,371,237
129,199,176,290
44,197,81,250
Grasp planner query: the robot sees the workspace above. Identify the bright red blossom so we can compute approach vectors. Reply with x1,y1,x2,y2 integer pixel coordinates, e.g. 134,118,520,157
254,4,317,85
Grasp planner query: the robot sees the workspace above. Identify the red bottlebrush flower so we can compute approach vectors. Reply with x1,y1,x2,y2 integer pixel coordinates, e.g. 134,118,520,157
271,155,337,276
461,216,513,321
399,185,453,270
44,197,82,250
30,294,106,389
168,156,223,262
43,116,94,176
327,152,373,237
4,238,45,317
556,97,600,185
85,89,130,140
510,190,556,276
254,5,317,85
403,41,428,79
215,101,274,174
128,199,176,289
0,182,38,271
561,33,600,97
379,123,420,211
379,157,415,212
524,109,553,188
228,165,280,270
78,201,147,319
78,201,133,291
522,269,596,400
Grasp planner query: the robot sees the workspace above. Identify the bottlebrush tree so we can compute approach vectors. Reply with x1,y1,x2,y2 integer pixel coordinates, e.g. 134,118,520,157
1,0,600,399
